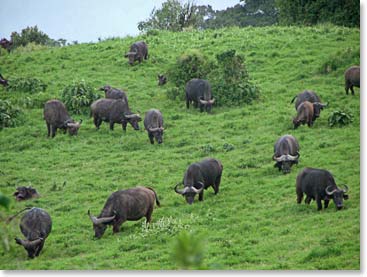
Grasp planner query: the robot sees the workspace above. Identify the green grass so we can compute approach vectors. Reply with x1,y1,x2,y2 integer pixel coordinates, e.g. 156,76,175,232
0,25,360,270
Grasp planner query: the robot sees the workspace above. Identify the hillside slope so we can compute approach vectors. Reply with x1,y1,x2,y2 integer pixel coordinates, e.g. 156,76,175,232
0,25,360,269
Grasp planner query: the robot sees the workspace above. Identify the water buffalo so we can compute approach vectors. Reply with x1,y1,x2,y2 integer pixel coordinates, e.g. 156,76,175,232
124,41,148,65
88,186,160,239
90,98,141,131
293,101,315,129
144,109,164,144
273,135,300,174
13,186,39,201
0,38,12,53
186,79,215,113
0,73,8,86
174,158,223,204
14,207,52,258
344,66,360,95
100,85,127,101
296,167,349,211
290,90,328,120
158,74,167,86
44,99,82,138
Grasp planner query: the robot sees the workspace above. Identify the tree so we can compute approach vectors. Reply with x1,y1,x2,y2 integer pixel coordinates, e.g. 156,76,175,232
138,0,204,32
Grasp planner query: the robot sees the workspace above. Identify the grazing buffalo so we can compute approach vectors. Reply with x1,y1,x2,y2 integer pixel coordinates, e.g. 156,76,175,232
174,158,223,204
125,41,148,65
43,100,82,138
344,66,360,95
186,79,215,113
100,85,127,101
273,135,300,174
144,109,164,144
158,74,167,86
296,167,349,211
14,207,52,258
90,98,141,131
13,186,39,201
0,38,12,53
293,101,315,129
0,73,8,86
88,186,160,239
290,90,328,120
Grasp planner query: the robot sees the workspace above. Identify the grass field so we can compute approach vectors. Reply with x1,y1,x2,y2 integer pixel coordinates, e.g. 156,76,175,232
0,25,360,270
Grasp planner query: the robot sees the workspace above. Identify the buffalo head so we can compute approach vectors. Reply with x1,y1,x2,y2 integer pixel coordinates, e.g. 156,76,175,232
273,153,299,174
125,52,137,65
148,127,164,144
325,184,349,210
174,182,204,205
65,119,82,136
312,102,328,118
15,237,43,259
199,97,215,113
124,113,141,130
88,210,116,239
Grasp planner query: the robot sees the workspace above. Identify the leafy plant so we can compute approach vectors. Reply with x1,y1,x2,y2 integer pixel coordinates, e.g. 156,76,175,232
6,77,47,93
0,192,10,210
328,110,353,127
0,100,22,129
61,80,100,114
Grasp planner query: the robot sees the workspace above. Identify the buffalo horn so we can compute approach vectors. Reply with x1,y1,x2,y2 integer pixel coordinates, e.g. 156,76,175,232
209,98,215,104
88,210,115,225
174,183,185,194
124,113,140,119
15,237,43,247
325,185,337,195
199,99,208,104
126,51,137,55
286,153,299,161
273,155,286,162
341,184,349,193
192,182,204,194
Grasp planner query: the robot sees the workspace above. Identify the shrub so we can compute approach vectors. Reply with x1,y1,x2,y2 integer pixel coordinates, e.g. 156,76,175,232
328,110,353,127
61,80,100,114
210,50,259,106
6,77,47,93
0,100,22,129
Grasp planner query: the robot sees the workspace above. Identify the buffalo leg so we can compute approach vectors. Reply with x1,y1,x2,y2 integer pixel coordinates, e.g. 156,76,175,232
122,121,127,131
186,98,190,109
46,123,51,137
345,86,349,95
112,219,125,233
350,86,355,95
109,121,114,131
51,126,57,138
94,117,101,129
296,191,303,204
148,133,154,144
324,199,330,209
198,191,204,201
35,240,45,256
304,196,312,204
214,175,221,194
146,206,153,224
316,196,323,210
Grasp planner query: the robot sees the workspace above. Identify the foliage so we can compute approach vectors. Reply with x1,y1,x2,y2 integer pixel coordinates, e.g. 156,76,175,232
172,230,205,269
6,77,47,93
0,192,10,210
328,110,353,127
319,47,360,74
167,49,213,90
210,50,259,106
61,80,100,114
10,25,64,50
0,100,22,129
276,0,360,27
138,0,203,32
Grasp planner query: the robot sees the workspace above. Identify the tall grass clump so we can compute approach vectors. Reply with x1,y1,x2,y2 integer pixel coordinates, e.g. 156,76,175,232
6,77,47,93
61,80,100,114
0,100,22,129
210,49,259,106
319,47,360,74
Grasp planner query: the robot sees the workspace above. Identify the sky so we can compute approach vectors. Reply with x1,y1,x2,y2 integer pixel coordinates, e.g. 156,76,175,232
0,0,240,43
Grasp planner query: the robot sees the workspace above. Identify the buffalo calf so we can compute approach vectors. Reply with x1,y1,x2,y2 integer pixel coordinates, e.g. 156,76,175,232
345,66,360,95
144,109,164,144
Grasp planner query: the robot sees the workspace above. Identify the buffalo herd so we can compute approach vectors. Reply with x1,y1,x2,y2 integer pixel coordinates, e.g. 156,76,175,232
2,39,358,259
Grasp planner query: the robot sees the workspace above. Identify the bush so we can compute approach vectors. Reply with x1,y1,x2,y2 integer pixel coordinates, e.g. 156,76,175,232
168,49,212,89
210,50,259,106
0,100,22,129
328,110,353,127
61,80,100,114
6,77,47,93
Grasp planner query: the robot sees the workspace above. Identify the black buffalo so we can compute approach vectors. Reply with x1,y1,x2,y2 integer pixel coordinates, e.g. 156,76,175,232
185,79,215,113
144,109,164,144
43,99,82,138
296,167,349,211
0,38,12,53
125,41,148,65
0,73,8,86
88,186,160,238
273,135,300,174
174,158,223,204
13,186,39,201
158,74,167,86
100,85,127,100
293,101,315,129
90,98,141,131
290,90,328,120
344,66,360,95
14,207,52,258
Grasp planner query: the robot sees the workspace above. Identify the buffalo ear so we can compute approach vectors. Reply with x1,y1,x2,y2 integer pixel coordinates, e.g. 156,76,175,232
343,194,349,200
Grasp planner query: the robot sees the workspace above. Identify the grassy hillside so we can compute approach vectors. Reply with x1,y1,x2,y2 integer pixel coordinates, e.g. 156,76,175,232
0,25,360,270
